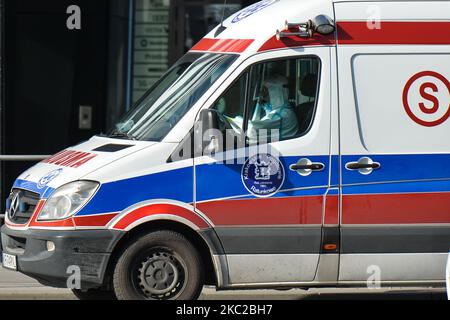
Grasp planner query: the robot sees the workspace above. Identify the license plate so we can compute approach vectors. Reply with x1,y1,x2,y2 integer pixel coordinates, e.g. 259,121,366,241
2,252,17,271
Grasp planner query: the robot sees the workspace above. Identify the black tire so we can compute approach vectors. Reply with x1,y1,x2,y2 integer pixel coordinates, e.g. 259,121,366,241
72,288,117,300
113,230,204,300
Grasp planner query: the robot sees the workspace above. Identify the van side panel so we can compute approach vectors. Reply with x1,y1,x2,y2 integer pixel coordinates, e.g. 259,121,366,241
335,1,450,282
194,47,334,285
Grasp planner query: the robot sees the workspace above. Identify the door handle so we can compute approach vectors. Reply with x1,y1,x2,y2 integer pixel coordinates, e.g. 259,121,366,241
290,163,325,171
346,163,380,170
345,157,381,175
290,158,325,176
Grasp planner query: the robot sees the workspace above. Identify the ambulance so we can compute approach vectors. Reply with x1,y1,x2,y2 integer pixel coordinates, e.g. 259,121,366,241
2,0,450,300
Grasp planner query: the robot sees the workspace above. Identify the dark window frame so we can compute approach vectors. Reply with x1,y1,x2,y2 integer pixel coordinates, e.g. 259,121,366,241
210,54,322,144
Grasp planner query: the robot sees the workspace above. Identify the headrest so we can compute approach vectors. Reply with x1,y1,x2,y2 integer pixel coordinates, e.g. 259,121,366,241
300,73,318,98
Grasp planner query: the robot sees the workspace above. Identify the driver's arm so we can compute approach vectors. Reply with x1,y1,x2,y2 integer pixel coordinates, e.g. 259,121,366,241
251,103,264,121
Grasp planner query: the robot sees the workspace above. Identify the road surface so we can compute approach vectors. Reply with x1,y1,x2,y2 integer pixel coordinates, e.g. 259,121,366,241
0,268,446,300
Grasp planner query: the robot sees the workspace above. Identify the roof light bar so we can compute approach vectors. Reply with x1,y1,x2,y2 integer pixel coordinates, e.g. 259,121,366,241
285,21,310,30
276,29,311,40
312,14,336,35
277,14,335,40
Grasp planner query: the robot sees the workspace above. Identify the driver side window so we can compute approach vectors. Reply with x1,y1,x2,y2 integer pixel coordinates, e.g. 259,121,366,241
212,71,248,133
212,56,321,148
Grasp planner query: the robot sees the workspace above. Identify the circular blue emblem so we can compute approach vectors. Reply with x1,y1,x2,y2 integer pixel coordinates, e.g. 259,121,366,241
38,169,63,189
241,153,285,198
231,0,279,23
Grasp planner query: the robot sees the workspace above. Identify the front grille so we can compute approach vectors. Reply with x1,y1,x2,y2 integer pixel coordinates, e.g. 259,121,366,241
6,189,40,224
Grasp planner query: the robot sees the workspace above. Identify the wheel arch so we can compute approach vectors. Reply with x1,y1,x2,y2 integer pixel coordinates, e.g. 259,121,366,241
104,219,223,288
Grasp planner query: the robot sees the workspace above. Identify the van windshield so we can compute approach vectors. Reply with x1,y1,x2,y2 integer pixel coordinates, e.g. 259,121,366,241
110,53,238,141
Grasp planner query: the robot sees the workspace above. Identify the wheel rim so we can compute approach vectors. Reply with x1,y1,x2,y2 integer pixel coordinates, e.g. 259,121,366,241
133,248,188,300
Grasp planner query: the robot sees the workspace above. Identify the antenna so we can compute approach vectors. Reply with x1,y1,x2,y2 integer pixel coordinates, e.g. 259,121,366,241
214,0,228,37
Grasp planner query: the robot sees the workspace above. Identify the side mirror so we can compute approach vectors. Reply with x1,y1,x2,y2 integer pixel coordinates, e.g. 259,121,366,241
194,109,222,157
199,109,220,131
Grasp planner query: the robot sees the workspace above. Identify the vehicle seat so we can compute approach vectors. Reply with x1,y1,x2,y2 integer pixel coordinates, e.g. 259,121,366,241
296,73,318,134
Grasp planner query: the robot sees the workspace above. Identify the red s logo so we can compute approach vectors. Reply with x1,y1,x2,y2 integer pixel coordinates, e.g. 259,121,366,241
402,71,450,127
419,82,439,114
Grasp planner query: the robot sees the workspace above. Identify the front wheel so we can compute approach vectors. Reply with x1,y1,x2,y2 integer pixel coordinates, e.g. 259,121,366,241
113,230,204,300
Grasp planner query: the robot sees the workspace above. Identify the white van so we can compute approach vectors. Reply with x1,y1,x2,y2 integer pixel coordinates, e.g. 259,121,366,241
2,0,450,300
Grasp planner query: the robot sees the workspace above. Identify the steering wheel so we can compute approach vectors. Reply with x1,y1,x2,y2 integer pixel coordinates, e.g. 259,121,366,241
214,110,234,131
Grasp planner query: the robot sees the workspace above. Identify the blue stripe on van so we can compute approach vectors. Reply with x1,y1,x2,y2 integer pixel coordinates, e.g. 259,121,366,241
13,179,55,199
195,155,330,202
342,154,450,185
78,166,195,216
12,153,449,216
77,155,331,216
78,153,450,216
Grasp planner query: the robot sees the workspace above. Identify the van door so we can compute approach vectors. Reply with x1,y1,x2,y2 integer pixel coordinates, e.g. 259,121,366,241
194,47,333,285
335,1,450,283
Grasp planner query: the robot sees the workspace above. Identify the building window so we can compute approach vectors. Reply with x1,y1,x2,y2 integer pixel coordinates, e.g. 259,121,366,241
129,0,243,106
132,0,171,104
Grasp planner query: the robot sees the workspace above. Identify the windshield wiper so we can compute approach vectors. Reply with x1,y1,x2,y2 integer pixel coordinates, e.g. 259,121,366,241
109,131,138,141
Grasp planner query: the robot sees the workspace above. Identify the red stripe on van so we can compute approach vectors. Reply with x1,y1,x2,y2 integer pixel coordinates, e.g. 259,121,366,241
342,192,450,225
197,196,323,226
324,194,339,226
112,204,209,230
258,21,450,51
73,213,118,227
190,38,254,53
337,21,450,45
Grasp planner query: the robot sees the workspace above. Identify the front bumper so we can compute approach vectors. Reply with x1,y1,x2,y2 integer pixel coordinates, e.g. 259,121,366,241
1,225,124,289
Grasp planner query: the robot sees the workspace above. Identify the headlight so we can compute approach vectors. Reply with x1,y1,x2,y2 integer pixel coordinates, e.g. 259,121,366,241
38,181,99,221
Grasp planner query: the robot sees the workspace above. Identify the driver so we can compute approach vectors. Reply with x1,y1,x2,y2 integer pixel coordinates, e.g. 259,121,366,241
246,74,299,142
